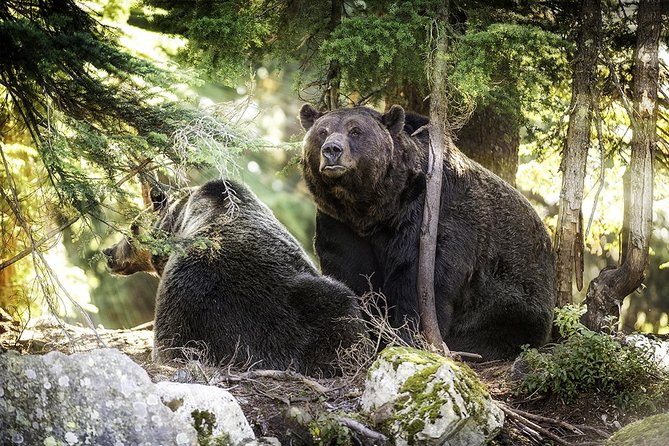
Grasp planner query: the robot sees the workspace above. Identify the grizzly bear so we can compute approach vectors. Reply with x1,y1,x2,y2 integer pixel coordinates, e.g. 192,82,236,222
300,104,556,359
103,179,362,376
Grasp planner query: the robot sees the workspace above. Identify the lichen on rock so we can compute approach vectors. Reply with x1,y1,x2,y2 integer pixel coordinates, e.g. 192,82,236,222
0,348,197,445
361,347,504,446
0,348,255,446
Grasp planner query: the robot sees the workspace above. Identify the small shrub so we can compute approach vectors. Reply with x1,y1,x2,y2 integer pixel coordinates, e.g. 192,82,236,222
515,305,668,409
309,414,353,446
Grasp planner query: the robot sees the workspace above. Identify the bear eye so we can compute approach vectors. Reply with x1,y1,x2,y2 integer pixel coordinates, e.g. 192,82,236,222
349,127,361,137
317,128,328,138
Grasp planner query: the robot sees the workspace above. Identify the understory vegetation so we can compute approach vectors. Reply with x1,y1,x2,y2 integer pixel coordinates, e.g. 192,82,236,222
516,305,669,410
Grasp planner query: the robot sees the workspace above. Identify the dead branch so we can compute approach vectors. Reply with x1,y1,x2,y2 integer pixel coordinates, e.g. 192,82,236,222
336,417,388,444
500,404,577,446
418,3,449,351
507,406,610,438
500,403,611,445
240,369,331,394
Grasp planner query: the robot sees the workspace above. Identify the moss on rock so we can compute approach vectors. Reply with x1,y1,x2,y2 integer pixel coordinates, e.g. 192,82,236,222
606,413,669,446
362,347,504,446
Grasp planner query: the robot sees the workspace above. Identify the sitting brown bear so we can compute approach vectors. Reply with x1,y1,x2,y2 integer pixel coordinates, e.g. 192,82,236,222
103,179,362,376
300,104,556,360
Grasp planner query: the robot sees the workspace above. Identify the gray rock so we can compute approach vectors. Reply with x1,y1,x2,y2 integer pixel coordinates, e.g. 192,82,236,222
0,348,254,446
156,381,255,445
625,334,669,373
361,347,504,446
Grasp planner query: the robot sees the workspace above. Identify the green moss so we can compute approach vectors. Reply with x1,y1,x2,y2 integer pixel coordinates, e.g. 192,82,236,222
380,346,442,369
606,413,669,446
401,363,442,394
450,362,490,424
165,398,184,412
377,347,495,444
405,418,426,442
191,409,230,446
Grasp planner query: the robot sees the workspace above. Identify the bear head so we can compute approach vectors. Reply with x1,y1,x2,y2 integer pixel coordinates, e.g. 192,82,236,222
300,104,425,234
102,184,170,276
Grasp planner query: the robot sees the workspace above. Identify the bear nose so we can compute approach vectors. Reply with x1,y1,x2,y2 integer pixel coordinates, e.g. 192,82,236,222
321,142,343,163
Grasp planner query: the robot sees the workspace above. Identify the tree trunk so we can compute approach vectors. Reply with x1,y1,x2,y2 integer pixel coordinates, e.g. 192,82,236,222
417,2,451,350
456,104,519,186
322,0,343,110
554,0,602,308
582,0,659,331
384,82,430,115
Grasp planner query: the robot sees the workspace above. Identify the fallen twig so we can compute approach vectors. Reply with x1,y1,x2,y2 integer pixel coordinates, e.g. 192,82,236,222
500,404,576,446
130,321,154,331
336,417,388,444
241,369,331,394
509,406,610,438
451,351,484,361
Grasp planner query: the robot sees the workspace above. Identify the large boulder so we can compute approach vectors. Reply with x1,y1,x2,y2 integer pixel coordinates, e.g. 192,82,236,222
0,348,254,445
606,413,669,446
361,347,504,446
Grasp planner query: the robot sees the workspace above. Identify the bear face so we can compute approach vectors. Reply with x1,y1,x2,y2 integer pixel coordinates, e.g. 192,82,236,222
103,223,155,276
103,185,175,277
300,104,425,235
300,104,404,179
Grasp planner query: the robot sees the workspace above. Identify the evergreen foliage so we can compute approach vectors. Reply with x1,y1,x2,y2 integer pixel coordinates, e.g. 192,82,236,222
0,0,250,318
135,0,567,117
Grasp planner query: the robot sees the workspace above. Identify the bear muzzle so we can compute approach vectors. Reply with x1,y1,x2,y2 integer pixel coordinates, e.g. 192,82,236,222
319,139,349,177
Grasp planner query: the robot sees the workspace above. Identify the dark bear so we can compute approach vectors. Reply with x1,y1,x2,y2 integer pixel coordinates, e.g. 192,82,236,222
103,179,362,376
299,104,556,360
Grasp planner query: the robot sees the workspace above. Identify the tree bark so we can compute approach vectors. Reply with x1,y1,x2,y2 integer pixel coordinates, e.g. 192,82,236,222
384,82,430,115
417,2,448,350
582,0,659,331
554,0,602,308
456,104,520,186
323,0,343,110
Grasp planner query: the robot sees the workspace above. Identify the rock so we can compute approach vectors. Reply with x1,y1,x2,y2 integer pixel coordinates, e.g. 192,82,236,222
361,347,504,446
156,381,255,445
625,334,669,373
606,413,669,446
0,348,255,446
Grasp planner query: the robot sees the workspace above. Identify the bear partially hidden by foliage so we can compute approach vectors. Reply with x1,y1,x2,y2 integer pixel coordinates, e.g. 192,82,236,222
300,104,556,360
103,179,362,376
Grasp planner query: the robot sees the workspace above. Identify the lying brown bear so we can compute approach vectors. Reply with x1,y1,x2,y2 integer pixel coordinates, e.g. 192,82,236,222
300,104,556,360
103,179,362,376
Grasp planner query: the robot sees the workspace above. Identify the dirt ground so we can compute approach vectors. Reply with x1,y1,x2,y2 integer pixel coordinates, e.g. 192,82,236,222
0,314,657,445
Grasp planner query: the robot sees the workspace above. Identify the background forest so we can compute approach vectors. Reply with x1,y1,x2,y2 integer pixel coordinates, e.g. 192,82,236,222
0,0,668,337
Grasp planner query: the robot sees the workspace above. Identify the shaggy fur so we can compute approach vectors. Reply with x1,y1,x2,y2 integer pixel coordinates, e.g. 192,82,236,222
300,104,556,359
103,180,361,376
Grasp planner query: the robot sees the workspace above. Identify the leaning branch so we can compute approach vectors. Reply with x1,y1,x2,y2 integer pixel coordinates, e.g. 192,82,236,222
417,1,449,351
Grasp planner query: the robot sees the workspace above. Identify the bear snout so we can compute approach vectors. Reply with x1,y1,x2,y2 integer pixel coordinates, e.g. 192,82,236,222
319,135,350,177
322,141,343,163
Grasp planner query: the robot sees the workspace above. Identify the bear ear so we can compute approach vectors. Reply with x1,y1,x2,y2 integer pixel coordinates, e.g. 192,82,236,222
382,105,406,136
149,185,168,212
299,104,323,131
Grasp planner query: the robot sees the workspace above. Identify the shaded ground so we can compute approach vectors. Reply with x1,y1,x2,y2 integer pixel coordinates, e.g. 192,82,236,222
0,315,659,445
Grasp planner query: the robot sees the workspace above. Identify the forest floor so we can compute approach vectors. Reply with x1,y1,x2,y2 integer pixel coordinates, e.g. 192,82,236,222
0,313,655,445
